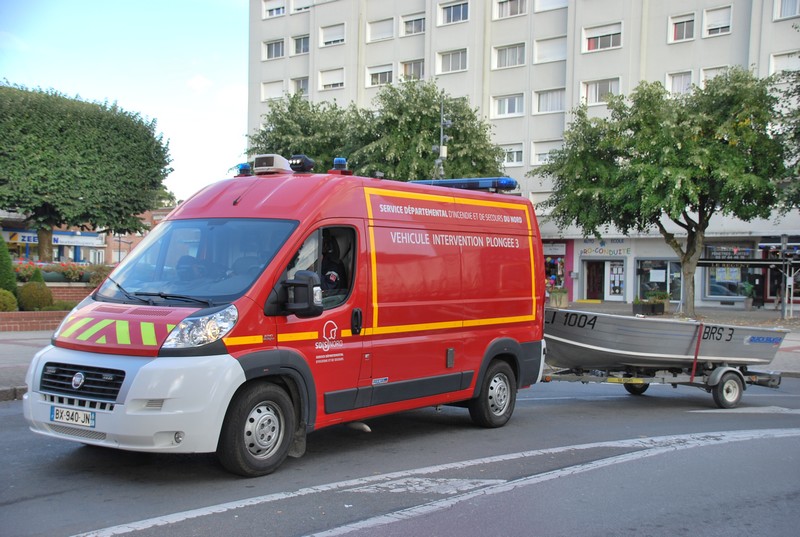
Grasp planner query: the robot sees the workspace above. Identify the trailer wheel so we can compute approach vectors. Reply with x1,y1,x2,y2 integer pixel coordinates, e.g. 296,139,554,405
624,383,649,396
217,382,295,477
712,372,743,409
469,361,516,428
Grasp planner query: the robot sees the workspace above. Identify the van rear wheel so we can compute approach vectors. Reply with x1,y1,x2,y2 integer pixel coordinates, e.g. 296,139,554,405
469,361,516,428
217,382,295,477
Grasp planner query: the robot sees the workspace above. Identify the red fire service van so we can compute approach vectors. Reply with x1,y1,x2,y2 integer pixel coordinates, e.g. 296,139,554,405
23,155,546,476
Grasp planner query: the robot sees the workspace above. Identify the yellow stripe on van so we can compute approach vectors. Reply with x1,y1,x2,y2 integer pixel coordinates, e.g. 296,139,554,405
464,315,536,328
223,335,264,346
277,331,318,343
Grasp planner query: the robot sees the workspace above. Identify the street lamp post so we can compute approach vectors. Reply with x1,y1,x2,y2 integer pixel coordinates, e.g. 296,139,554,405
781,234,788,321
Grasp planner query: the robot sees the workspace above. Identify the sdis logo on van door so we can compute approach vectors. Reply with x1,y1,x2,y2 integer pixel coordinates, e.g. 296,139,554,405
315,320,344,352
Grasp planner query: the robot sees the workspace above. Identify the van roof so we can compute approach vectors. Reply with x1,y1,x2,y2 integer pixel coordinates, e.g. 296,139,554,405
167,172,528,223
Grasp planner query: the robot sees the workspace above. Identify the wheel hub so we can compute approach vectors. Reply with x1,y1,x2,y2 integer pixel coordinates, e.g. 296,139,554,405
244,402,284,458
488,373,510,415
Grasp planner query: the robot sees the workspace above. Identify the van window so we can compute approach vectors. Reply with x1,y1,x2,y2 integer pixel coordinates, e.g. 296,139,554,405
287,226,355,309
95,218,297,306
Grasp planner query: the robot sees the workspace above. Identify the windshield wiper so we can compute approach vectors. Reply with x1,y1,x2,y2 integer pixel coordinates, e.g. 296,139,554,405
134,292,214,307
105,276,154,305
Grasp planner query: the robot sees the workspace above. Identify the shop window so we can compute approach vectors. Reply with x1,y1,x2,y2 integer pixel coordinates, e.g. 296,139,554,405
637,260,682,301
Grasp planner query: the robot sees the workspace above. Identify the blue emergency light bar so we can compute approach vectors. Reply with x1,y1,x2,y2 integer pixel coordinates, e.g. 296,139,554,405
409,177,519,192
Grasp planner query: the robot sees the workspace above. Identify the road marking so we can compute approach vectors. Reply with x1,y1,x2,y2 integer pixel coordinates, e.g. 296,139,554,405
348,477,505,495
690,406,800,414
70,428,800,537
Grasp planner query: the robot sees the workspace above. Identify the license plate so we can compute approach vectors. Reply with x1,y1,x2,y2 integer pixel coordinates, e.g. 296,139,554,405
50,406,96,428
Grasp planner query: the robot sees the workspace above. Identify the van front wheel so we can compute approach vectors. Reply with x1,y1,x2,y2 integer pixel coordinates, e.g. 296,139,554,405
469,361,516,428
217,382,296,477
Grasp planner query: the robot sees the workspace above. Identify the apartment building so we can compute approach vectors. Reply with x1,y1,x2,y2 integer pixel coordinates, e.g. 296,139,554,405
248,0,800,309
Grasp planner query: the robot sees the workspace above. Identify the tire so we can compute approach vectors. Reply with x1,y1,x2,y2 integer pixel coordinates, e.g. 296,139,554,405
217,382,296,477
624,382,649,396
469,361,517,428
712,372,743,409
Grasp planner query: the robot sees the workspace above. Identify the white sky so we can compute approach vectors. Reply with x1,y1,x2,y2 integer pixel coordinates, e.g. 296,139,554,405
0,0,249,202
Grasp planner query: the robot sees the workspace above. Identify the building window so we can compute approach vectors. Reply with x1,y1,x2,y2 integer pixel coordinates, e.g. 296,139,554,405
532,140,562,164
493,94,524,117
584,23,622,52
292,0,312,12
441,2,469,25
263,39,285,60
293,77,309,97
401,14,425,36
439,49,468,73
771,51,800,74
701,66,726,86
293,35,309,55
669,14,695,42
401,59,424,80
534,0,567,11
321,23,345,46
261,81,283,101
320,68,344,90
497,0,526,19
501,143,524,166
263,0,285,18
667,71,692,95
584,78,619,104
534,36,566,63
495,43,525,68
535,88,565,113
704,6,731,37
368,65,393,87
368,18,394,42
776,0,800,19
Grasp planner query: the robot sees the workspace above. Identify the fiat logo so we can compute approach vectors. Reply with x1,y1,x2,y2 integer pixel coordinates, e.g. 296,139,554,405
71,372,85,390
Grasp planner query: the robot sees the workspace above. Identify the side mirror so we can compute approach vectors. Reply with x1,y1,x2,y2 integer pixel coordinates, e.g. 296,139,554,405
284,270,323,318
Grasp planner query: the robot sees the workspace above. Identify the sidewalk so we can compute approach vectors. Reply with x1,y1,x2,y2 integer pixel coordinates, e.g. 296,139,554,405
0,303,798,401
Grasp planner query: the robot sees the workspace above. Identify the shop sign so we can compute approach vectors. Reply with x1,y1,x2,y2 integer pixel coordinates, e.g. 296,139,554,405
543,243,566,256
580,238,631,257
2,230,104,247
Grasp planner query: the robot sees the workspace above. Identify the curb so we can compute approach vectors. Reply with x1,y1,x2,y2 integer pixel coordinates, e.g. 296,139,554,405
0,385,27,402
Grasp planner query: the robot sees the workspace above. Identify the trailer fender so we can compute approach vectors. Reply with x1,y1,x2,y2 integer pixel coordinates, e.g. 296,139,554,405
707,366,746,390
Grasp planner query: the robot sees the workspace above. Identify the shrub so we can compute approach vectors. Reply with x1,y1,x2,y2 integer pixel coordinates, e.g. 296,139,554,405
0,235,16,296
44,300,79,311
0,289,18,312
17,282,54,311
30,267,45,283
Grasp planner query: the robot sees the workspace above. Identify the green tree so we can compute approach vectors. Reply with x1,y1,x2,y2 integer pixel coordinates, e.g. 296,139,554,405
775,64,800,208
348,80,503,180
247,91,347,173
248,80,504,180
534,68,784,317
0,234,16,296
0,84,172,261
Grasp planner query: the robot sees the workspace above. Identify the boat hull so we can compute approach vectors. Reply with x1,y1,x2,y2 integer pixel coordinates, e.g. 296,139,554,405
544,308,788,371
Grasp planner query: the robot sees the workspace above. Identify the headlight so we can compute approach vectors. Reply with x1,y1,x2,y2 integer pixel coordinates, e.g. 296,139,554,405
163,304,238,349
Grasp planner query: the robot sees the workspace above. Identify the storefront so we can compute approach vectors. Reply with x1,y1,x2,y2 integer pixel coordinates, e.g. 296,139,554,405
1,229,106,263
576,238,631,302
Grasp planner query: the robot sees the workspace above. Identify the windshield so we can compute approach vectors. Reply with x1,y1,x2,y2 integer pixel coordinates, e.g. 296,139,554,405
95,218,297,305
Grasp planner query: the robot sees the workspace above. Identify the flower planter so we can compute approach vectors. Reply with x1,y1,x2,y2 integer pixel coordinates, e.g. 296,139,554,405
632,302,664,315
549,292,569,308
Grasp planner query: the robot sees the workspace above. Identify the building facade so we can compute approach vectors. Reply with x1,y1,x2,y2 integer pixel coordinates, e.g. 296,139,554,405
248,0,800,309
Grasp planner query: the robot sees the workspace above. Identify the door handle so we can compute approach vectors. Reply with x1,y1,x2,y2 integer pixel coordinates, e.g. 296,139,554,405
351,308,362,335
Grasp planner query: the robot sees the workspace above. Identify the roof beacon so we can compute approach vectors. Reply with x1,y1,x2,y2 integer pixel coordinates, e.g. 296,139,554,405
252,154,293,175
410,177,518,192
289,154,316,173
328,157,353,175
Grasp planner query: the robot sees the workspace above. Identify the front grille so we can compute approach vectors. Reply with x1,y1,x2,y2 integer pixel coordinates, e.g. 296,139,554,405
44,394,115,411
49,424,107,441
40,362,125,401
